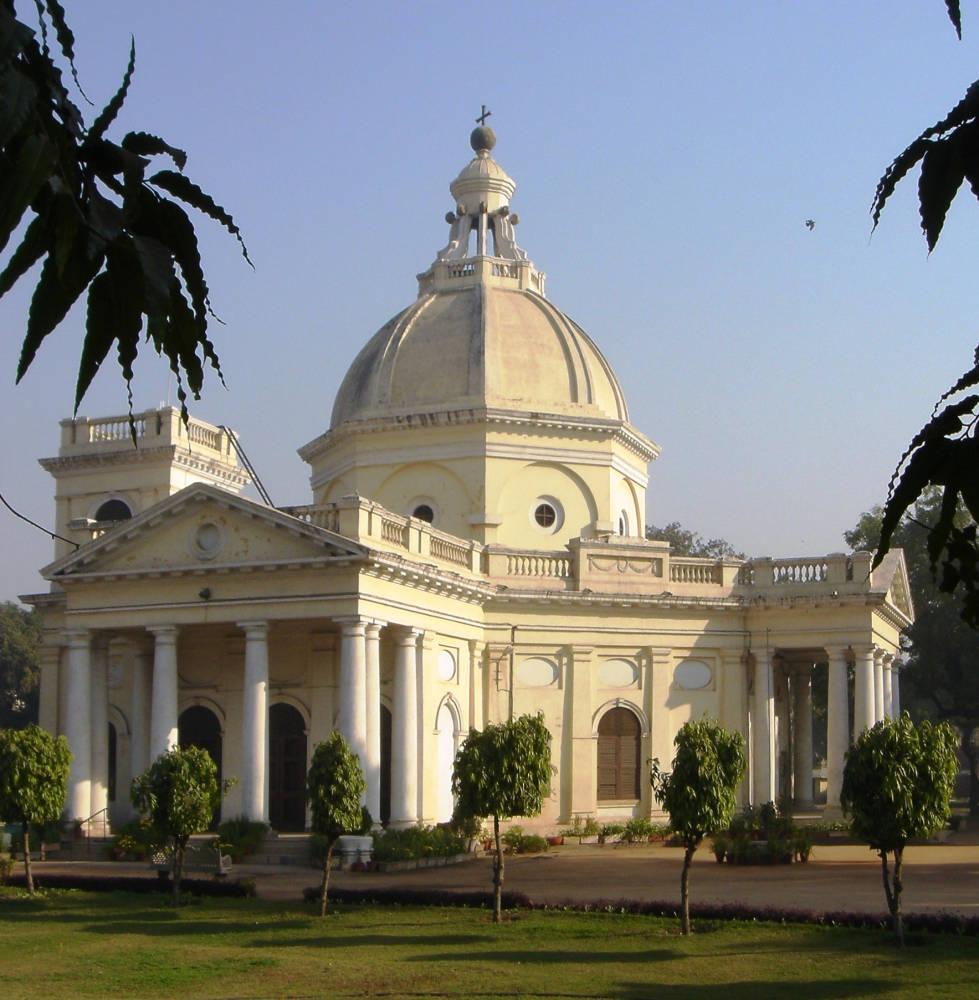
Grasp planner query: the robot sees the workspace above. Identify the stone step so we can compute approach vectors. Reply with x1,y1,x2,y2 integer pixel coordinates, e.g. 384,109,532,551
248,834,315,867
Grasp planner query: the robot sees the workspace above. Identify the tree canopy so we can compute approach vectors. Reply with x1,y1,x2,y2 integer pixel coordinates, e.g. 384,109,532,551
847,491,979,813
0,723,71,894
0,1,249,422
870,1,979,627
841,714,958,944
0,602,40,729
650,717,746,935
131,745,229,904
305,732,366,916
645,522,743,560
452,713,552,922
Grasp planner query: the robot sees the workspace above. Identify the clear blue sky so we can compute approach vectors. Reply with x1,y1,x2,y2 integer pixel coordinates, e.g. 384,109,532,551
3,0,979,603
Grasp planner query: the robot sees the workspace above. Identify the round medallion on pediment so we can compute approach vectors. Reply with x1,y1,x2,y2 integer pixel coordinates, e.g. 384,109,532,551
191,522,223,561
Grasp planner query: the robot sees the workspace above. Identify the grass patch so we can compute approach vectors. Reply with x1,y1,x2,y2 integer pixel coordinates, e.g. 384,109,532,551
1,888,977,998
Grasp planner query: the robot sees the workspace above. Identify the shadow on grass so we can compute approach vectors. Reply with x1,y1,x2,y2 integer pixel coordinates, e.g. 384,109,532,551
412,947,680,966
613,979,894,999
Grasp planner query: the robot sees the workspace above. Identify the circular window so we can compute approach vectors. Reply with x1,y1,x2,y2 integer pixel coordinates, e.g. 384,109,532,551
437,649,456,682
529,496,563,534
191,522,223,560
535,503,556,527
412,504,435,524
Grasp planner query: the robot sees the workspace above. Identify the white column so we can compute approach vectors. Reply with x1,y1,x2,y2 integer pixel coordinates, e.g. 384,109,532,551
239,621,270,823
751,647,775,805
391,628,420,826
892,663,901,717
89,638,109,822
852,644,876,736
364,621,383,822
37,637,62,735
825,646,850,812
882,653,894,720
791,666,814,807
130,643,153,780
337,618,368,764
148,626,179,759
873,647,885,723
63,629,92,822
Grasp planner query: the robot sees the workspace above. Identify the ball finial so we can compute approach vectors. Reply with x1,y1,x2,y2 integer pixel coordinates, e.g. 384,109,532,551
470,124,496,154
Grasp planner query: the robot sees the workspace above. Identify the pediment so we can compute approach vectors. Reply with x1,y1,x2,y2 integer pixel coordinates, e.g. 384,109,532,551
874,549,914,624
45,484,365,580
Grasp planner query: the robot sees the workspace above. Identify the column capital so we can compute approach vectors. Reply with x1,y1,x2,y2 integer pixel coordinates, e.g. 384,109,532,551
824,643,850,663
334,615,368,635
236,620,269,637
61,626,91,647
393,626,423,646
148,624,180,642
364,620,384,639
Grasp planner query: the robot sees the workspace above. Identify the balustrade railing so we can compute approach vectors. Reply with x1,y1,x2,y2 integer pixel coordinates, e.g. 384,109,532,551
670,559,723,585
772,558,828,584
504,552,572,579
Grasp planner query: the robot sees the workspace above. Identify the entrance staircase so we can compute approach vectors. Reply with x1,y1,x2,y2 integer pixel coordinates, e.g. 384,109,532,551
248,832,315,867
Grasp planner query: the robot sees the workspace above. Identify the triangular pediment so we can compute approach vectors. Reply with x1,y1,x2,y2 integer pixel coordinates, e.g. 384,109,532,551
873,549,915,624
45,484,366,580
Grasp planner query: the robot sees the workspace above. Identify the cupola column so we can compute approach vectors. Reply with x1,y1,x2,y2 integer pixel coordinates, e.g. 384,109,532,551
148,626,179,759
238,621,270,823
852,644,876,735
825,645,851,813
62,628,92,823
365,621,384,822
336,618,369,776
751,647,775,805
390,629,421,827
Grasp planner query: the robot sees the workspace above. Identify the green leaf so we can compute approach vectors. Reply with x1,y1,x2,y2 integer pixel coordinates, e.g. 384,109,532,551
149,169,252,265
0,215,45,299
0,63,39,146
18,237,105,384
87,37,134,143
945,0,962,39
122,131,187,171
918,140,965,251
0,132,56,255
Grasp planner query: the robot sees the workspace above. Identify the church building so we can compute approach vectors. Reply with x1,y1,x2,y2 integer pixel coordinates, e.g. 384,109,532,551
26,123,913,834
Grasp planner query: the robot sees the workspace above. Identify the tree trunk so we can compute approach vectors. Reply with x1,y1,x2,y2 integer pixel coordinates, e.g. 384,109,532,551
22,819,34,897
492,815,504,924
680,843,694,935
319,839,336,917
879,847,904,947
172,842,185,906
963,734,979,817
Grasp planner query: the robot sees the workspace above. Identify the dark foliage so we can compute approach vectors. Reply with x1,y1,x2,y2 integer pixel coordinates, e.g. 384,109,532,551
870,2,979,625
0,2,250,424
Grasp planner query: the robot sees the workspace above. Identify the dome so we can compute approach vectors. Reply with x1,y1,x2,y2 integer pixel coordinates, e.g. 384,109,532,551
330,284,629,428
330,125,630,431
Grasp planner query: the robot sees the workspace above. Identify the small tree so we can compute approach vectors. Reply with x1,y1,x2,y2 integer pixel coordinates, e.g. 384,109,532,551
131,746,230,904
651,718,746,935
452,713,552,923
841,713,958,945
305,732,365,916
0,724,70,895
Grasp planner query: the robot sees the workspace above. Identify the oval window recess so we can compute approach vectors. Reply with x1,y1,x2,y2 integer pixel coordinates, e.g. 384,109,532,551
598,658,638,688
192,522,222,560
437,649,456,682
517,657,558,688
674,661,712,690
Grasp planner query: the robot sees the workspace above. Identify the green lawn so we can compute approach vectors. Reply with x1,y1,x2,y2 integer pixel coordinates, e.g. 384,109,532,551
1,889,977,999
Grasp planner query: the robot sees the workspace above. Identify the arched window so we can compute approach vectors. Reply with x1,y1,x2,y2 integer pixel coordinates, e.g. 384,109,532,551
94,498,132,522
597,707,641,800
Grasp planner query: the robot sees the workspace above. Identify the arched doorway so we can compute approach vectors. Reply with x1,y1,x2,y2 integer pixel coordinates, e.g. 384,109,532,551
178,705,223,826
269,703,307,831
597,706,641,801
379,704,392,825
435,700,459,823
